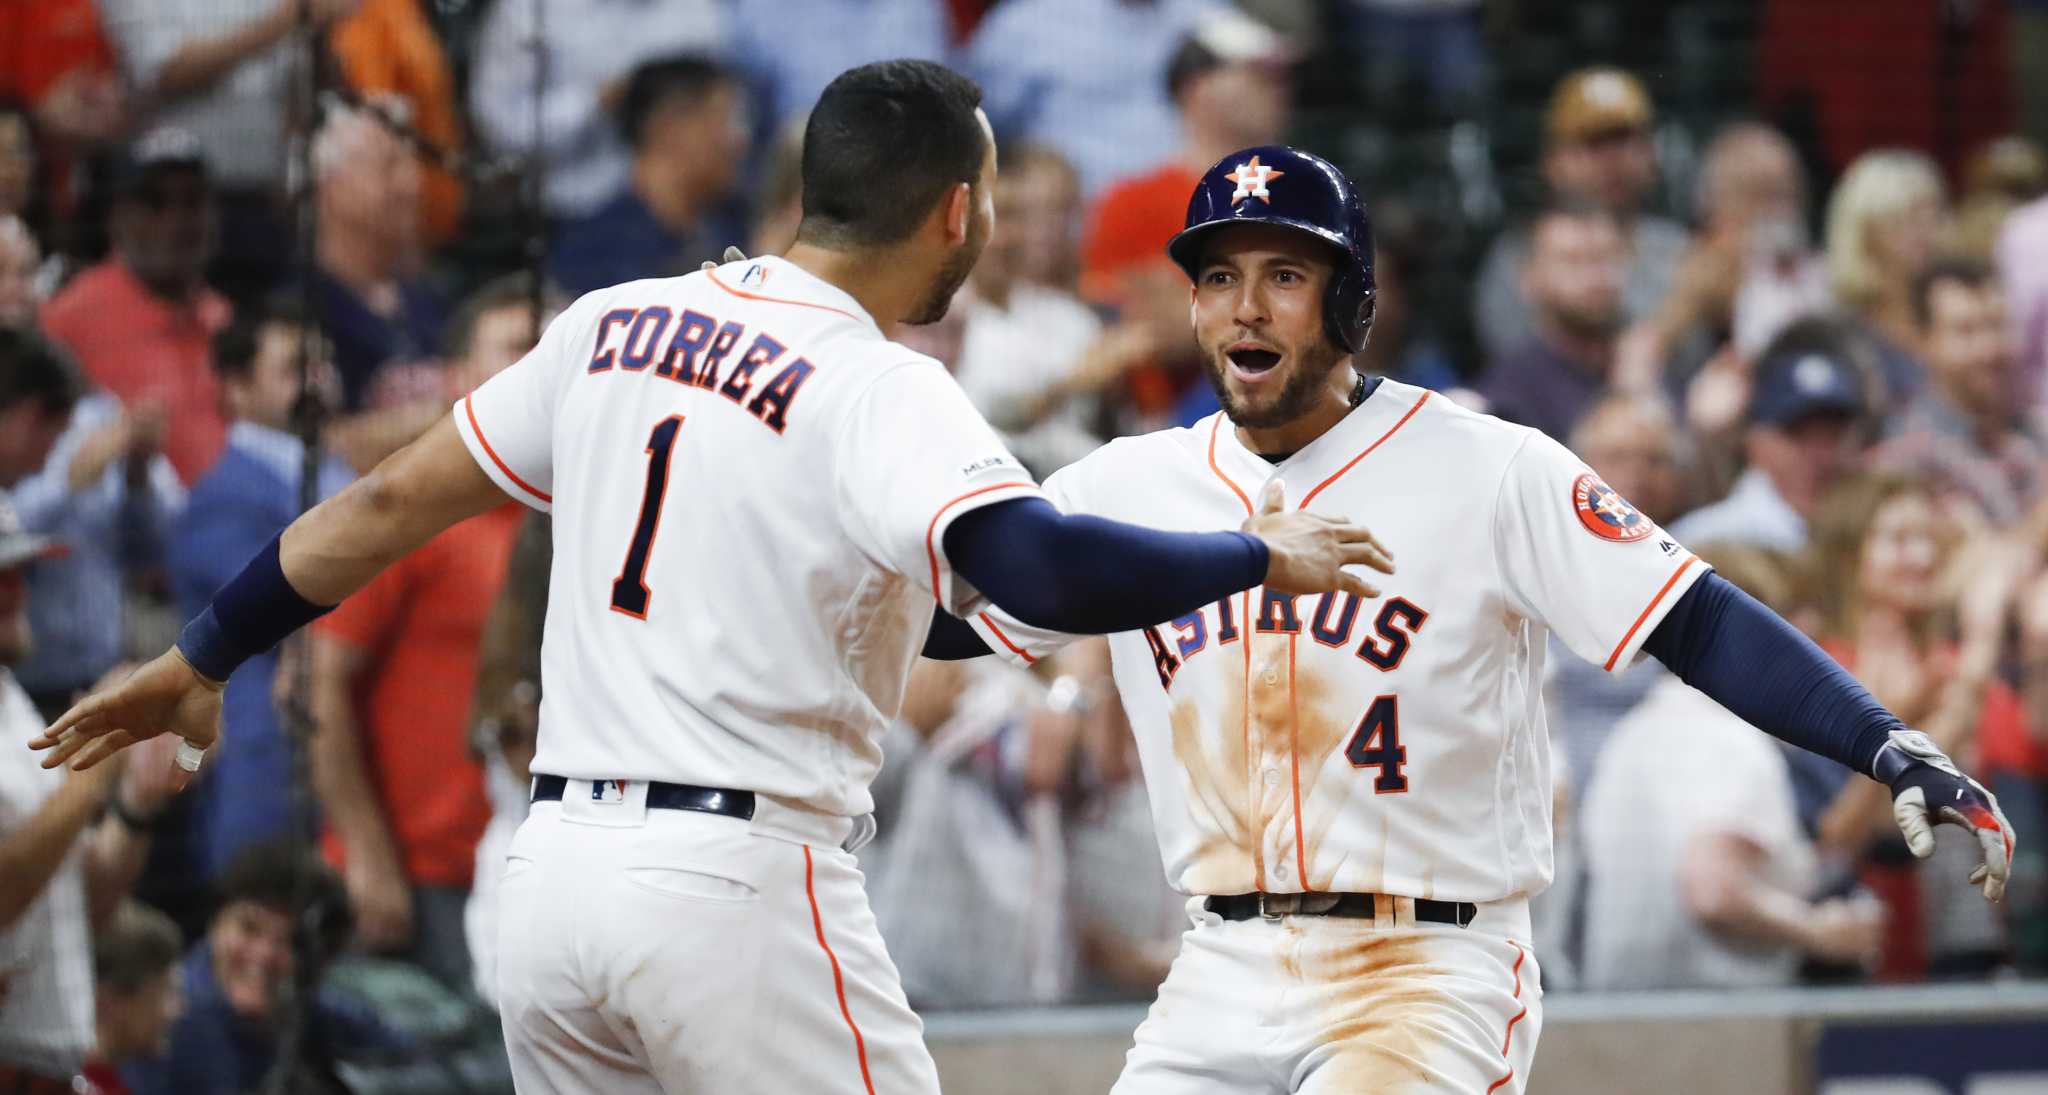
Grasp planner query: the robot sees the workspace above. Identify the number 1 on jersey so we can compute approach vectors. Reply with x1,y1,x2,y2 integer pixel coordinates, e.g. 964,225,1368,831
610,415,684,619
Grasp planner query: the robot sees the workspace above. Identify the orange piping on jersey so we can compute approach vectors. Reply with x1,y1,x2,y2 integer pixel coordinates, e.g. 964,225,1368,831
1297,390,1431,511
463,395,553,504
1242,589,1258,892
1603,554,1699,672
805,845,878,1095
1206,416,1255,516
706,267,865,324
978,612,1038,665
1487,942,1529,1094
1287,635,1309,889
924,482,1038,607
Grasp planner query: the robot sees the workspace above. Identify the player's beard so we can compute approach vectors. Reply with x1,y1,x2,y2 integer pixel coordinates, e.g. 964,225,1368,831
907,212,990,326
1204,339,1350,430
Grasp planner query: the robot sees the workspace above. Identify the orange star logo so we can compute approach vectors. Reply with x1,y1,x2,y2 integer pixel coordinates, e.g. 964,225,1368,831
1224,156,1285,204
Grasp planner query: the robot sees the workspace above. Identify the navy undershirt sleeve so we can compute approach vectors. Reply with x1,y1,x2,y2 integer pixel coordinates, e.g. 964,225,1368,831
1641,571,1896,778
924,607,993,660
941,496,1269,636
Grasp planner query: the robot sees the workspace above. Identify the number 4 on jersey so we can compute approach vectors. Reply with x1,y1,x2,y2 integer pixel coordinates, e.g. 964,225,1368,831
1345,694,1408,793
610,415,684,618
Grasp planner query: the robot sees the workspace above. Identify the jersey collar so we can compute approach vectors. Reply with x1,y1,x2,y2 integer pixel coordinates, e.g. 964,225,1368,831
704,255,882,334
1205,378,1433,516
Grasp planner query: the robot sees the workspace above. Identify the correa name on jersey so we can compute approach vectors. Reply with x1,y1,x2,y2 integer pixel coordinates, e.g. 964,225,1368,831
584,302,817,434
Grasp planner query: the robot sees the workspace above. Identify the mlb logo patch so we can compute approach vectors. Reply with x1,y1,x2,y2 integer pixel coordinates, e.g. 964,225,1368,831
741,264,768,286
591,779,629,805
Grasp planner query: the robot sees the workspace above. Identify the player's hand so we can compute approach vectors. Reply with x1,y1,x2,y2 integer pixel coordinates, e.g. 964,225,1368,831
346,855,415,953
700,245,749,272
29,648,221,790
1243,481,1394,599
1802,896,1885,967
1874,729,2015,900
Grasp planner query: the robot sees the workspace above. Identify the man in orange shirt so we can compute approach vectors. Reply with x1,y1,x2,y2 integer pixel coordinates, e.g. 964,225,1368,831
40,128,229,483
1079,11,1292,421
305,284,545,987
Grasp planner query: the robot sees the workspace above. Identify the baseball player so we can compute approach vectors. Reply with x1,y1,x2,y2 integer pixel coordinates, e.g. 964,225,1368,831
924,145,2016,1094
27,68,1390,1094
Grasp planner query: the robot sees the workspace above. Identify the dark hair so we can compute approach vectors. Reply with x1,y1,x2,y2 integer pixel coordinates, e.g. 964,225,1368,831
796,60,986,248
1165,36,1223,102
212,838,354,968
1912,255,1998,329
443,272,550,360
1528,195,1618,240
0,327,82,417
616,55,737,150
211,294,309,382
94,900,184,994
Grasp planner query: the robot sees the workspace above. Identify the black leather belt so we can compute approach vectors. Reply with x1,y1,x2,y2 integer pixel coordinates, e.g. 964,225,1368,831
1206,892,1477,927
530,774,755,820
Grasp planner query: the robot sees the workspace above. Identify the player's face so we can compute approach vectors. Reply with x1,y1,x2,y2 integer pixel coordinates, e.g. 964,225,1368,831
1191,224,1349,429
908,114,997,326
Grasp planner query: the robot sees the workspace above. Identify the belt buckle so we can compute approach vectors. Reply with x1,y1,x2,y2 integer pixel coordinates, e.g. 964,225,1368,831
1258,893,1295,921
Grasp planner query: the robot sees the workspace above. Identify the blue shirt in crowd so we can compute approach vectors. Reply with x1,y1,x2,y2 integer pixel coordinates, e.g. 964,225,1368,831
548,189,745,298
308,270,448,412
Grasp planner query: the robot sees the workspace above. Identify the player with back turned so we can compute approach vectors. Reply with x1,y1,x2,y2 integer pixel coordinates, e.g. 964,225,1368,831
925,146,2016,1094
28,66,1391,1094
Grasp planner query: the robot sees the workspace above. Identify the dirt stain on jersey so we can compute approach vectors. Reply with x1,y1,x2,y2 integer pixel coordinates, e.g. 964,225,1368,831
1288,925,1456,1093
1171,695,1254,893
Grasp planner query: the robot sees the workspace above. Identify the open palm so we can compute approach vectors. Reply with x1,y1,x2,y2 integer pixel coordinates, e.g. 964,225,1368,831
29,649,223,788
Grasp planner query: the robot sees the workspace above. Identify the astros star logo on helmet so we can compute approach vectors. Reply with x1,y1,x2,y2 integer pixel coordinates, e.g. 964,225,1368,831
1225,156,1284,204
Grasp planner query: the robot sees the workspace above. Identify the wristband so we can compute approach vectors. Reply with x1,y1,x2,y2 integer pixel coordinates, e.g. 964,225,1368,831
175,535,334,682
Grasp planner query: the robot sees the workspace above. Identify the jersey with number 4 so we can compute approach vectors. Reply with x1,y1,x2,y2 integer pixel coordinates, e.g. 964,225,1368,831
452,256,1040,816
970,380,1707,903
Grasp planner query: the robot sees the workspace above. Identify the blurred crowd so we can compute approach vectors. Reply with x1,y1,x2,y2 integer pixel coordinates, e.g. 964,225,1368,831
2,0,2048,1090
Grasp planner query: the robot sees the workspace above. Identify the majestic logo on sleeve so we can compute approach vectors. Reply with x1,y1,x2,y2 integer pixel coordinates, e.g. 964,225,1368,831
1571,473,1655,542
1225,157,1284,204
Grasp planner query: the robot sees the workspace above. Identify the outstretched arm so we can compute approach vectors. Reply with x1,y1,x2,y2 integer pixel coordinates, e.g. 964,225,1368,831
1642,572,2014,900
31,417,510,776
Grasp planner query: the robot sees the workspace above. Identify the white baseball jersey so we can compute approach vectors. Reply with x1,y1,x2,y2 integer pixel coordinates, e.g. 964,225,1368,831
453,256,1039,816
970,380,1709,902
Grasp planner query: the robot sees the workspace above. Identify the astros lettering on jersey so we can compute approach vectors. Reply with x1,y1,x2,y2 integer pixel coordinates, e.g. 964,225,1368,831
453,256,1042,818
969,379,1706,902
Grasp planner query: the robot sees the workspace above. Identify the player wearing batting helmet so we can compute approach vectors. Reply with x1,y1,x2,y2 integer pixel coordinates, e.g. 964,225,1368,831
926,144,2013,1095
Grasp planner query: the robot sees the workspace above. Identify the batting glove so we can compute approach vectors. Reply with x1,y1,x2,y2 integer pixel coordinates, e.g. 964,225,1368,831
1872,729,2015,900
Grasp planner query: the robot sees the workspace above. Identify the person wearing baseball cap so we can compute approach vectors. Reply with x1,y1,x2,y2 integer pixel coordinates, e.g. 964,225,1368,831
1474,66,1692,363
1671,318,1871,552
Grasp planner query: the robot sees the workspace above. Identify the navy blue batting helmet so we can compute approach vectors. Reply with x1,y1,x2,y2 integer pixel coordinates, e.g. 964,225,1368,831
1166,145,1376,352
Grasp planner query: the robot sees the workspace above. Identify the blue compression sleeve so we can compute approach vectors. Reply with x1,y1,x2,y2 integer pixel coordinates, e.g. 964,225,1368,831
924,608,993,660
942,497,1269,635
176,534,335,682
1641,571,1897,777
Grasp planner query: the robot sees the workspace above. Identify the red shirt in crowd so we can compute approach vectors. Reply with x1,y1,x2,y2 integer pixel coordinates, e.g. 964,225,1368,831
313,502,525,888
40,260,231,484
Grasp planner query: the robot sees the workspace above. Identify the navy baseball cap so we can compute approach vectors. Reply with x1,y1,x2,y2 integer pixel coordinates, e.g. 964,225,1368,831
108,126,209,197
1748,346,1865,426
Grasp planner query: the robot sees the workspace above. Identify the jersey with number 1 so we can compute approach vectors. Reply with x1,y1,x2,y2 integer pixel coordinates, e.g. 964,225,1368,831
452,256,1040,816
970,380,1708,903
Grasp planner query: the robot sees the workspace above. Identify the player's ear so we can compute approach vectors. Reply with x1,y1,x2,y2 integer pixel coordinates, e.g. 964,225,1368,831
941,181,971,246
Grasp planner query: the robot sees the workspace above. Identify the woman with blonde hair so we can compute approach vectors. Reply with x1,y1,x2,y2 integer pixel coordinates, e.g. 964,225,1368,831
1824,150,1949,408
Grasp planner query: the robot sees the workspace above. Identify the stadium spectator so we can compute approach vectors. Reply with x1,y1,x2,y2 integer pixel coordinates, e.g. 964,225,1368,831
463,512,549,1008
0,329,79,493
1474,202,1629,441
0,217,40,328
168,299,352,887
81,901,184,1095
469,0,727,218
729,0,948,135
304,294,535,986
955,145,1150,476
328,0,466,248
0,111,32,233
39,128,229,484
1996,187,2048,405
0,0,125,150
0,513,182,1087
1952,136,2046,261
94,0,356,301
1670,321,1870,552
549,56,748,297
1339,0,1484,116
1474,67,1689,362
1874,258,2044,527
9,380,181,723
1081,10,1293,305
747,116,809,258
1580,545,1884,990
966,0,1225,200
1801,472,2023,980
307,98,444,412
124,840,400,1095
1008,138,1085,293
1823,148,1948,409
